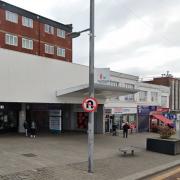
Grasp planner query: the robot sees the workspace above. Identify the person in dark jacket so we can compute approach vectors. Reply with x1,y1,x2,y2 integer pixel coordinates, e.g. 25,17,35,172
112,124,117,136
123,122,129,138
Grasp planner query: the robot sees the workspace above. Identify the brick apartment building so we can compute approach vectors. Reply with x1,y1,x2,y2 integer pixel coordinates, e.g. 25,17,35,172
0,0,72,62
145,73,180,112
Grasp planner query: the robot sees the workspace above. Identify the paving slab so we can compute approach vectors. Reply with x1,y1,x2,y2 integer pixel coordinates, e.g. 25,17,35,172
0,132,179,180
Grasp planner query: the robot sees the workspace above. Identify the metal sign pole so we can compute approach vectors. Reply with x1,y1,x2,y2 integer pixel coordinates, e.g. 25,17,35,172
88,0,95,173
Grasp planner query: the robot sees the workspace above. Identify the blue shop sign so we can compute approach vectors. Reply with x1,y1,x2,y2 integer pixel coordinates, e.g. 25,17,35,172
137,106,157,115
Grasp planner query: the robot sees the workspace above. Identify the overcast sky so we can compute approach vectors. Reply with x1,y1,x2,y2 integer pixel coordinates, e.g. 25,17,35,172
4,0,180,79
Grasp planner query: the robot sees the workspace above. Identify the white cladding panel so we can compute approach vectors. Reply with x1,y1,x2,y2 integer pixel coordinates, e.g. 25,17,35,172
0,49,88,103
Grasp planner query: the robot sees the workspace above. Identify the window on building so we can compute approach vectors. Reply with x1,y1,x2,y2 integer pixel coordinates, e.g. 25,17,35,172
44,24,54,34
139,91,147,101
125,83,135,89
22,38,33,50
5,34,18,46
45,44,54,54
161,96,168,107
5,11,18,23
110,81,119,87
124,94,134,101
57,47,65,57
151,92,158,102
22,16,33,28
57,29,65,38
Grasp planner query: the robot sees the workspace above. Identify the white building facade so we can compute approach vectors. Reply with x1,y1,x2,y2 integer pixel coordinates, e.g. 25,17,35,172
0,49,138,134
105,72,170,132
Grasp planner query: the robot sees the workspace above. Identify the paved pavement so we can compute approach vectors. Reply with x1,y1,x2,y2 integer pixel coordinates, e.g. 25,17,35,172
0,132,179,180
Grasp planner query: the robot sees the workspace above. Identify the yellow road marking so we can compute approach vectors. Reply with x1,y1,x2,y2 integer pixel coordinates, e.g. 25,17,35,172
151,167,180,180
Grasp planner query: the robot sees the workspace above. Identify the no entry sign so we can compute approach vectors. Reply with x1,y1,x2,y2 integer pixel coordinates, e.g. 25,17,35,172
82,97,98,112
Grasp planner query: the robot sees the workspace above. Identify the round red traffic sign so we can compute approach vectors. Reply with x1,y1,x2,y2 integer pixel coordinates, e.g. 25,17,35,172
82,97,98,112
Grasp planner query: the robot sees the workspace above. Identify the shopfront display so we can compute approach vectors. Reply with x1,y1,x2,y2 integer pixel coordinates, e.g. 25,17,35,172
49,110,62,133
104,109,112,132
77,112,88,129
0,103,20,133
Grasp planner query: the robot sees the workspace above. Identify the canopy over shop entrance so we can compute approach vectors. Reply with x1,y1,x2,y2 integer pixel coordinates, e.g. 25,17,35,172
152,114,173,125
56,83,139,100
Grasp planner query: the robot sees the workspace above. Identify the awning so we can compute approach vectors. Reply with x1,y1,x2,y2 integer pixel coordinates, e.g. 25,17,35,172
56,83,139,99
152,114,173,124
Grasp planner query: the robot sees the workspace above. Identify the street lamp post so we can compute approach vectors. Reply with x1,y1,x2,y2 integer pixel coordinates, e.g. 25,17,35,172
88,0,95,173
67,0,95,173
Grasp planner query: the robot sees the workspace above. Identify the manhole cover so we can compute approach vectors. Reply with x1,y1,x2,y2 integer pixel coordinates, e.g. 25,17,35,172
22,153,37,157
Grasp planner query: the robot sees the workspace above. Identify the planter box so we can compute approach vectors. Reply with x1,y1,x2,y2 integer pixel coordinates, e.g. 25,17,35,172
146,138,180,155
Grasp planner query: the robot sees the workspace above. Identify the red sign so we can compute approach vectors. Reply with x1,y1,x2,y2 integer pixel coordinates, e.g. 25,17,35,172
82,97,98,112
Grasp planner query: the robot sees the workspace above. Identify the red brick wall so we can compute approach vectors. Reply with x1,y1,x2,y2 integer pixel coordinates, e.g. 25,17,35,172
0,8,72,62
145,77,171,87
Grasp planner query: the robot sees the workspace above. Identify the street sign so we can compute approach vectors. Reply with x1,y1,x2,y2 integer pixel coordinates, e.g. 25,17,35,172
82,97,98,112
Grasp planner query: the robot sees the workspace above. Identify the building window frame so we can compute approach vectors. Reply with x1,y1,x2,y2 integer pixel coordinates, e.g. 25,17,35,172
57,29,65,38
139,90,147,102
44,24,54,34
124,94,134,101
22,16,33,28
57,47,65,57
161,96,168,107
22,38,33,50
151,92,158,102
45,44,54,54
5,33,18,46
125,83,135,89
5,10,18,23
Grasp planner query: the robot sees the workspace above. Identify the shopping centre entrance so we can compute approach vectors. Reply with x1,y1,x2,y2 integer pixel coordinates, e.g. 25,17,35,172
0,103,104,135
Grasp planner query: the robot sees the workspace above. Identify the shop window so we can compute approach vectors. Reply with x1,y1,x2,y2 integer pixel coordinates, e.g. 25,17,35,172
77,112,88,129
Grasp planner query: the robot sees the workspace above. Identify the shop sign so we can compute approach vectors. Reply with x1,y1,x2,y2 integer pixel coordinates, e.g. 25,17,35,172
112,107,137,114
137,105,157,115
164,113,177,120
94,68,110,85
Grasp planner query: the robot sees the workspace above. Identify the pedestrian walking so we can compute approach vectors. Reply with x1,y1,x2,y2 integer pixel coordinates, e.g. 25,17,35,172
112,124,117,136
30,120,37,138
23,120,29,137
123,122,129,138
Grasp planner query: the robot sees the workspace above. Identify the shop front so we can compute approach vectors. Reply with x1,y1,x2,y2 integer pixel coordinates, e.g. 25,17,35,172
0,48,139,135
111,107,137,131
0,103,21,133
